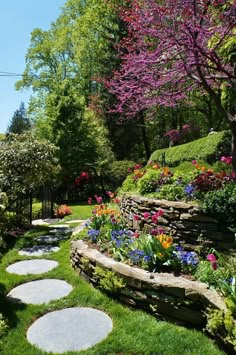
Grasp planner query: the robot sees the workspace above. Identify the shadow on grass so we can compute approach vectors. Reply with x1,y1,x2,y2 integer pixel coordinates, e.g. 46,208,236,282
0,283,27,329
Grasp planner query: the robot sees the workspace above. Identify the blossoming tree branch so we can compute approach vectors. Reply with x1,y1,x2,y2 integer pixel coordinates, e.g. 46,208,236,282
106,0,236,168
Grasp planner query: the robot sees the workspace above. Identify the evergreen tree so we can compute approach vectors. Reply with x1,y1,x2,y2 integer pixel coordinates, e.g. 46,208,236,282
7,102,31,134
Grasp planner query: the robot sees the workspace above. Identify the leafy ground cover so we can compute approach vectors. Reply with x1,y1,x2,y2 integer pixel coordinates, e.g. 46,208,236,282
0,225,224,355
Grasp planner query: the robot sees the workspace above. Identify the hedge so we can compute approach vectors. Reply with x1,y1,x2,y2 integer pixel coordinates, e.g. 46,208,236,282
149,130,231,167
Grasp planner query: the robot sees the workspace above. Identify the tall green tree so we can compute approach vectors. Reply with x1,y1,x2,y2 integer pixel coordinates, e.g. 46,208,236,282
16,0,148,162
7,102,31,134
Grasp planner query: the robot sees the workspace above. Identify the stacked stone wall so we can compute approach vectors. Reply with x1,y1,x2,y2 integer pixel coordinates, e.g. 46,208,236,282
120,194,236,250
71,240,226,328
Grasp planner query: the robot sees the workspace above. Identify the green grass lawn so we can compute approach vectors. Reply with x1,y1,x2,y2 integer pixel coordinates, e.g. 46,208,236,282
61,202,94,221
0,225,225,355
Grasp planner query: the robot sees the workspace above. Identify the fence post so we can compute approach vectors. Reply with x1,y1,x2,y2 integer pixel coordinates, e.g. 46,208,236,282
29,193,33,224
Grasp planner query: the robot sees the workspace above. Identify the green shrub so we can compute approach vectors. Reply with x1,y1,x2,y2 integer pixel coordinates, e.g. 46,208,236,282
149,130,231,167
154,184,185,201
206,309,236,350
194,260,224,287
104,160,137,190
0,313,8,343
200,183,236,227
137,170,161,194
119,174,137,193
172,160,210,175
94,266,126,292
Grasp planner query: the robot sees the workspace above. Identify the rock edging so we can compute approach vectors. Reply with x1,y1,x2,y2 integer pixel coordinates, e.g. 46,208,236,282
71,239,226,327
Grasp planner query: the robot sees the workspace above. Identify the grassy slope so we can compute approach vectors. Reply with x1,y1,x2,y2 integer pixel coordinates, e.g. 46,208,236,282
149,130,230,166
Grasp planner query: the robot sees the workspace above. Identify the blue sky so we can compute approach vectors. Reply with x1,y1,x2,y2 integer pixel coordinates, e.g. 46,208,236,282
0,0,66,133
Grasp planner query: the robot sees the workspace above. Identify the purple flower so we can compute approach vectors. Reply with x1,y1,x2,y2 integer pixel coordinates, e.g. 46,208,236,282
87,229,100,242
184,184,195,197
128,249,145,263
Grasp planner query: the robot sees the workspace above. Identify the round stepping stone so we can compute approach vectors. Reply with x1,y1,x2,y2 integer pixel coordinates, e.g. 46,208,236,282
32,218,61,226
64,219,84,224
35,235,67,244
6,259,58,275
19,245,60,257
7,279,73,305
27,307,113,353
50,224,69,228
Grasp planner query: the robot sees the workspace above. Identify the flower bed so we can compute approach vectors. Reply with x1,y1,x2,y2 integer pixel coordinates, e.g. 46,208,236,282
71,197,236,351
71,238,235,352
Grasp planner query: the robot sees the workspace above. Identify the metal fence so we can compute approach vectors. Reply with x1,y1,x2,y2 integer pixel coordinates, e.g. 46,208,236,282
5,187,54,226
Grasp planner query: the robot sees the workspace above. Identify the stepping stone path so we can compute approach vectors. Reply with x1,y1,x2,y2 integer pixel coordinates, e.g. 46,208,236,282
27,307,113,353
6,221,113,353
35,235,68,244
19,245,60,257
6,259,58,275
7,279,73,304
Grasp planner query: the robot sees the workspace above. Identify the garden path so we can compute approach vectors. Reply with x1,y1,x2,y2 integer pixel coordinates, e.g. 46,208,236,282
5,222,113,354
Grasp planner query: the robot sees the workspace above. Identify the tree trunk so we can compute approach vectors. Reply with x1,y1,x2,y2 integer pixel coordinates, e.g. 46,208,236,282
229,119,236,172
138,111,151,161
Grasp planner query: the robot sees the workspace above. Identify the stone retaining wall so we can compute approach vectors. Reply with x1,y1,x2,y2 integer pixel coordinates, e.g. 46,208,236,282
120,194,236,250
71,240,226,328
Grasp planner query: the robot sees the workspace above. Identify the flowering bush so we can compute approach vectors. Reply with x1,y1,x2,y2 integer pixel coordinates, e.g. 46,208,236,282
54,204,72,218
123,158,235,207
74,172,90,186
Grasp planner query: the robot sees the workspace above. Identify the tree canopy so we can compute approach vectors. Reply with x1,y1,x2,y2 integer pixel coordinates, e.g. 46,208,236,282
0,132,59,200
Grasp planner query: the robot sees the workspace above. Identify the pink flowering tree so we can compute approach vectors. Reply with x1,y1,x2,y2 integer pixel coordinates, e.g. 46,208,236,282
106,0,236,168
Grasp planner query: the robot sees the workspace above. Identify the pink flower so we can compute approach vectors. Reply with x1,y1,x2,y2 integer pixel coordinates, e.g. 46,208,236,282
94,195,103,203
211,262,217,270
207,254,216,262
207,254,217,270
143,212,150,219
221,156,232,165
151,215,158,223
133,214,140,221
226,156,232,165
220,156,226,162
96,196,103,204
87,197,92,205
192,160,197,165
156,209,164,217
151,209,164,224
114,197,120,204
133,232,139,238
151,228,164,236
106,191,115,198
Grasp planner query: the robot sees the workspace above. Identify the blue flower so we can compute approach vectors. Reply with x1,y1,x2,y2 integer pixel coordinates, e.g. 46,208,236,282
174,250,198,267
144,254,152,262
87,229,100,242
175,245,183,252
184,184,195,197
111,230,132,248
128,249,145,263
